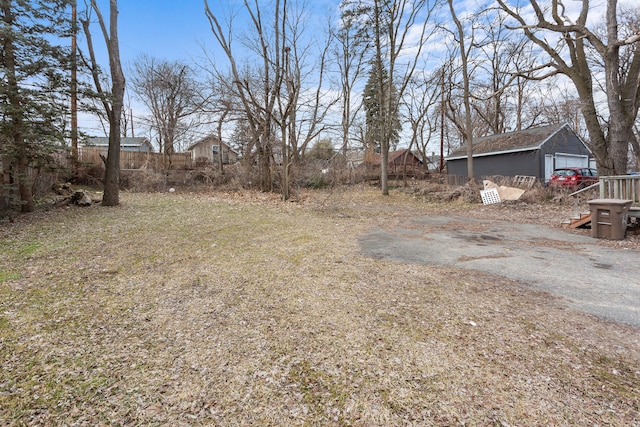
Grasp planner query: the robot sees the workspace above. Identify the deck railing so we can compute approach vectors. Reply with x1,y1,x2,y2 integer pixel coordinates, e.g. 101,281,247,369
599,175,640,205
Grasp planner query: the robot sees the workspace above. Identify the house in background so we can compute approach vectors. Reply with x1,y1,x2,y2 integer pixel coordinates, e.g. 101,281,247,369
187,135,239,165
366,149,425,177
84,136,154,152
445,123,594,183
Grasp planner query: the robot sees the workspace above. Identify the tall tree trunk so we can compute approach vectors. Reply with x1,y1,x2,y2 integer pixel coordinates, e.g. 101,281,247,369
71,0,78,175
103,108,122,206
100,0,125,206
604,6,634,175
449,0,474,180
630,130,640,169
216,111,227,174
1,0,33,212
372,0,390,195
15,155,33,212
497,0,640,176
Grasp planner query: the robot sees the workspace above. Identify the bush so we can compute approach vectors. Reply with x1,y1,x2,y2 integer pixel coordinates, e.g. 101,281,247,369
76,163,105,187
120,169,166,192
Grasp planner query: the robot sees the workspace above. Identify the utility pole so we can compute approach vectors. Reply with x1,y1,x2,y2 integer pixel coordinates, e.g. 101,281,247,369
71,0,78,173
439,68,445,172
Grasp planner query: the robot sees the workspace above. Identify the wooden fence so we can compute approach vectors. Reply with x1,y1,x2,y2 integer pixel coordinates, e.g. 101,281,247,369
79,147,193,170
599,175,640,206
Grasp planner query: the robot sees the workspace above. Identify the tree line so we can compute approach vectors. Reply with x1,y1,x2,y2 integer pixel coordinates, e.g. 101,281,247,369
1,0,124,211
2,0,640,210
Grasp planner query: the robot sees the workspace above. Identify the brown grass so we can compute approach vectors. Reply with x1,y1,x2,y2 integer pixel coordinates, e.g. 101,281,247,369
0,187,639,426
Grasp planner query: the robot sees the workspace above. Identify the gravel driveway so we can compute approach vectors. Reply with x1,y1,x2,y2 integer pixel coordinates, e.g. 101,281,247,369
360,215,640,327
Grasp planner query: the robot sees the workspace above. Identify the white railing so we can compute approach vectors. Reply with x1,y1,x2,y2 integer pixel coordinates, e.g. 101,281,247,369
599,175,640,205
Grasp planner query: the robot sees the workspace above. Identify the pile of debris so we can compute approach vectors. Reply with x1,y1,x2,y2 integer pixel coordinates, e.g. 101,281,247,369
52,182,99,207
480,180,526,205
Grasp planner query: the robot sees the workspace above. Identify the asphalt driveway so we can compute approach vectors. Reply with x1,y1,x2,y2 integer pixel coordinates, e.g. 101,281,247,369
359,215,640,327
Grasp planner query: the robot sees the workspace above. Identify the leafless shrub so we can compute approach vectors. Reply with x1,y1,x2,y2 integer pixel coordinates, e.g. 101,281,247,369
295,158,370,189
33,172,61,197
183,163,259,192
294,160,333,189
194,157,209,168
219,163,255,190
520,186,555,204
400,177,480,203
76,163,105,187
120,169,166,192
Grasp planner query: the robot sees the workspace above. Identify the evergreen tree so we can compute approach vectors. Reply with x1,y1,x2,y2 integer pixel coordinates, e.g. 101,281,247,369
0,0,71,212
342,0,434,195
229,119,252,160
306,138,336,161
363,62,401,153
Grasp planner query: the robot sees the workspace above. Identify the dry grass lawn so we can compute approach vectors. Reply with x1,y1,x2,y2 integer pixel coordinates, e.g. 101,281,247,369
1,187,639,426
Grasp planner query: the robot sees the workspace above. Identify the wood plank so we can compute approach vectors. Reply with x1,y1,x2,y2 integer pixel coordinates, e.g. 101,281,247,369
562,213,592,229
513,175,536,189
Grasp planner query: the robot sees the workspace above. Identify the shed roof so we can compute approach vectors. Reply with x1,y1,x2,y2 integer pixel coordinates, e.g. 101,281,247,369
369,149,423,165
446,123,571,160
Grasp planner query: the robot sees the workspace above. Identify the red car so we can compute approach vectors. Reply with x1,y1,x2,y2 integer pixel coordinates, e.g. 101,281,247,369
548,167,599,188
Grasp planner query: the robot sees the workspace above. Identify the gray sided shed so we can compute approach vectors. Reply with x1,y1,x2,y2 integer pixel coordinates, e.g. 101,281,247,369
445,123,593,182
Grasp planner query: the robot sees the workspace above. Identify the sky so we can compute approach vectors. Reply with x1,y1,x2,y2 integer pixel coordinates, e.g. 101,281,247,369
88,1,340,66
80,0,638,144
80,0,340,137
96,1,216,64
80,1,230,137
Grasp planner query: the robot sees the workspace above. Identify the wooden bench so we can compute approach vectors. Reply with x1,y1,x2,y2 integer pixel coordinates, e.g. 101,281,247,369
599,175,640,218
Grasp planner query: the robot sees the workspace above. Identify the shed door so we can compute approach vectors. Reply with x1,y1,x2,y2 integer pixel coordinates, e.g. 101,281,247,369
555,153,589,168
544,155,554,183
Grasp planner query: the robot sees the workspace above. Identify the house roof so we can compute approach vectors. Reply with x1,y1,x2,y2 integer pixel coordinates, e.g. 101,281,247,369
187,135,239,155
446,123,574,160
369,149,423,165
85,136,152,149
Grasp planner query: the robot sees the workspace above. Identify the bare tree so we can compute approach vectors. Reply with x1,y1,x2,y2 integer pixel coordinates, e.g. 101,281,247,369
472,9,538,135
276,18,335,200
530,85,584,130
204,0,333,200
342,0,439,195
447,0,475,179
440,5,550,159
120,91,135,138
333,5,368,158
81,0,125,206
288,30,336,164
200,66,240,174
497,0,640,175
509,41,541,131
130,55,202,157
404,72,440,176
204,0,286,194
